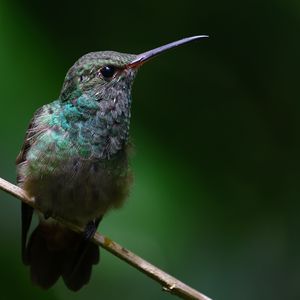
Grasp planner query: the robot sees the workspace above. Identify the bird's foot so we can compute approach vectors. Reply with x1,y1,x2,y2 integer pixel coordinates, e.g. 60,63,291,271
83,221,97,241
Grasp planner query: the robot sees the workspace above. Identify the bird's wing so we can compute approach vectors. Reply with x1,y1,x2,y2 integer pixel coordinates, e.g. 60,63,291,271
16,106,44,265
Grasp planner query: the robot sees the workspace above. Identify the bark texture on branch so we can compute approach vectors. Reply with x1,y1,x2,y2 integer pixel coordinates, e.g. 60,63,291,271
0,176,212,300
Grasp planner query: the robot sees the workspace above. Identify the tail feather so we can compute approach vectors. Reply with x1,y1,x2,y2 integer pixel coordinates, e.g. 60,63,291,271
62,242,99,291
25,222,99,291
27,227,62,289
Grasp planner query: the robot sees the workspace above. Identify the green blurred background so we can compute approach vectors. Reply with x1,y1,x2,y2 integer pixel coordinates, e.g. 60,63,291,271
0,0,299,299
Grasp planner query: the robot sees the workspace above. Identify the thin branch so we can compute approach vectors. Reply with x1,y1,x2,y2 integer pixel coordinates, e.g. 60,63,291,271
0,176,212,300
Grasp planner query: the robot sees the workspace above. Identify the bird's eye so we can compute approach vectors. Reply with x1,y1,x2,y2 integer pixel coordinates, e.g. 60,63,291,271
99,65,116,78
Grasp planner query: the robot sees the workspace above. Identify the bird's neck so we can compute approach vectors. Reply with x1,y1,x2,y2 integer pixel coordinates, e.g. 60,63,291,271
61,92,132,160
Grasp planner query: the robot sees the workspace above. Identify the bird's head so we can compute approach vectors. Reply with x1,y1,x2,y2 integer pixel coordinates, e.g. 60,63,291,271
60,51,137,102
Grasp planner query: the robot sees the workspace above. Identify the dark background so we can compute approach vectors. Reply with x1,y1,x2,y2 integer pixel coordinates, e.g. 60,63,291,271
0,0,299,299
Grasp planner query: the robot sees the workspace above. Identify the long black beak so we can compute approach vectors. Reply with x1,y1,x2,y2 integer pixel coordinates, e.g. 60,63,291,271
127,35,208,68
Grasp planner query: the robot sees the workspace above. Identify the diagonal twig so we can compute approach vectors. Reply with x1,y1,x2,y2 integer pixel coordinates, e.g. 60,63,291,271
0,176,212,300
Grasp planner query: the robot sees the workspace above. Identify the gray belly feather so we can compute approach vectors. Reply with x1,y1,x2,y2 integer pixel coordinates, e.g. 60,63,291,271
23,153,131,226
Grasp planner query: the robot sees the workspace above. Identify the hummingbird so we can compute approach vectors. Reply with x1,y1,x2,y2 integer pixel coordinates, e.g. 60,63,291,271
16,35,208,291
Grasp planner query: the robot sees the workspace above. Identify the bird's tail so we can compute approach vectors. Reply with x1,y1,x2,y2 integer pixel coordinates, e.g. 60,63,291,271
24,221,99,291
